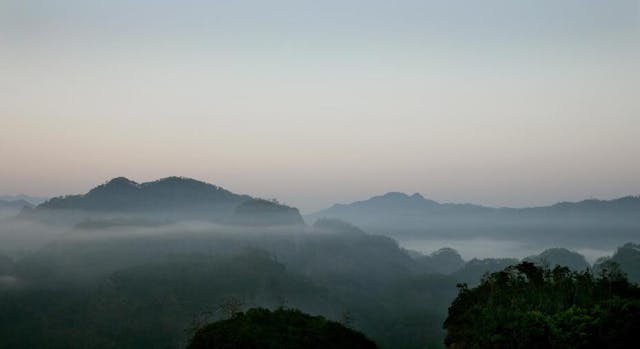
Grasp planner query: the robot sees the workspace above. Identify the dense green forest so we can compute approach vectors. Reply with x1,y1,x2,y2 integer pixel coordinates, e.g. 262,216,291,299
0,234,456,349
444,262,640,348
2,222,640,349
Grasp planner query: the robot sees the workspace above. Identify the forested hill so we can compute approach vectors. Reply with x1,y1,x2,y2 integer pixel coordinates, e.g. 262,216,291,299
27,176,312,226
187,308,378,349
39,176,251,212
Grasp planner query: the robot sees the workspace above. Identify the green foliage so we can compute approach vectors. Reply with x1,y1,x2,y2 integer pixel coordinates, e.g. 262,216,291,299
444,262,640,349
187,308,377,349
0,251,331,349
0,241,457,349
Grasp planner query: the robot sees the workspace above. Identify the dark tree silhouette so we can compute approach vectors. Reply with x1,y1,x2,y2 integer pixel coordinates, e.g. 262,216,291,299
187,308,377,349
444,262,640,349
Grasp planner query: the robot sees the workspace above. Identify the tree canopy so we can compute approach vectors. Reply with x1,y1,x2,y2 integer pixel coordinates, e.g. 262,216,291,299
187,308,377,349
444,262,640,349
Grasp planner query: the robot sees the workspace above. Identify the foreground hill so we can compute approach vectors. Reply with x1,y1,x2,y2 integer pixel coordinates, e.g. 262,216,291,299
188,308,378,349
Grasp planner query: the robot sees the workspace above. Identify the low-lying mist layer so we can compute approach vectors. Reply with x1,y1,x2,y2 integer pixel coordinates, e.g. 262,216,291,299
1,210,639,349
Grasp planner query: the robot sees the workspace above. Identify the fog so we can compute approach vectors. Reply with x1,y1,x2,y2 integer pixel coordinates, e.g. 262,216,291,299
2,0,638,346
0,199,638,349
0,209,623,269
397,237,613,264
0,210,459,348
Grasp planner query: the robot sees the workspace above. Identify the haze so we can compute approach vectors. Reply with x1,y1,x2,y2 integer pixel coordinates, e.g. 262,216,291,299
1,0,639,212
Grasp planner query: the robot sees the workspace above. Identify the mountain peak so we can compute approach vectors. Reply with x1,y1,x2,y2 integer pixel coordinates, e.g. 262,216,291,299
149,176,199,184
104,177,139,187
38,176,250,216
380,192,410,199
376,192,431,202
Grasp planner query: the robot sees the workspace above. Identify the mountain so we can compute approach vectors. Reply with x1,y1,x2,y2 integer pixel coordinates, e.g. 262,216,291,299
537,196,640,214
415,247,465,275
523,248,590,271
31,177,309,226
0,199,33,210
36,176,251,221
306,192,494,233
312,192,489,220
594,243,640,284
0,195,47,206
308,193,640,243
312,218,367,235
228,199,305,227
40,177,249,211
452,258,520,286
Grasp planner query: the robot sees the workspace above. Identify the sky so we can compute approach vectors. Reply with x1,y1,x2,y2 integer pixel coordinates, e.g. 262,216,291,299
1,0,639,213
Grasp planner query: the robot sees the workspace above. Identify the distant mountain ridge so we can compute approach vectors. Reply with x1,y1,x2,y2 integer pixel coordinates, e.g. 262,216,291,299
322,192,491,215
527,196,640,214
0,199,33,210
308,192,640,239
0,195,47,206
39,176,250,212
315,192,640,216
34,177,304,226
